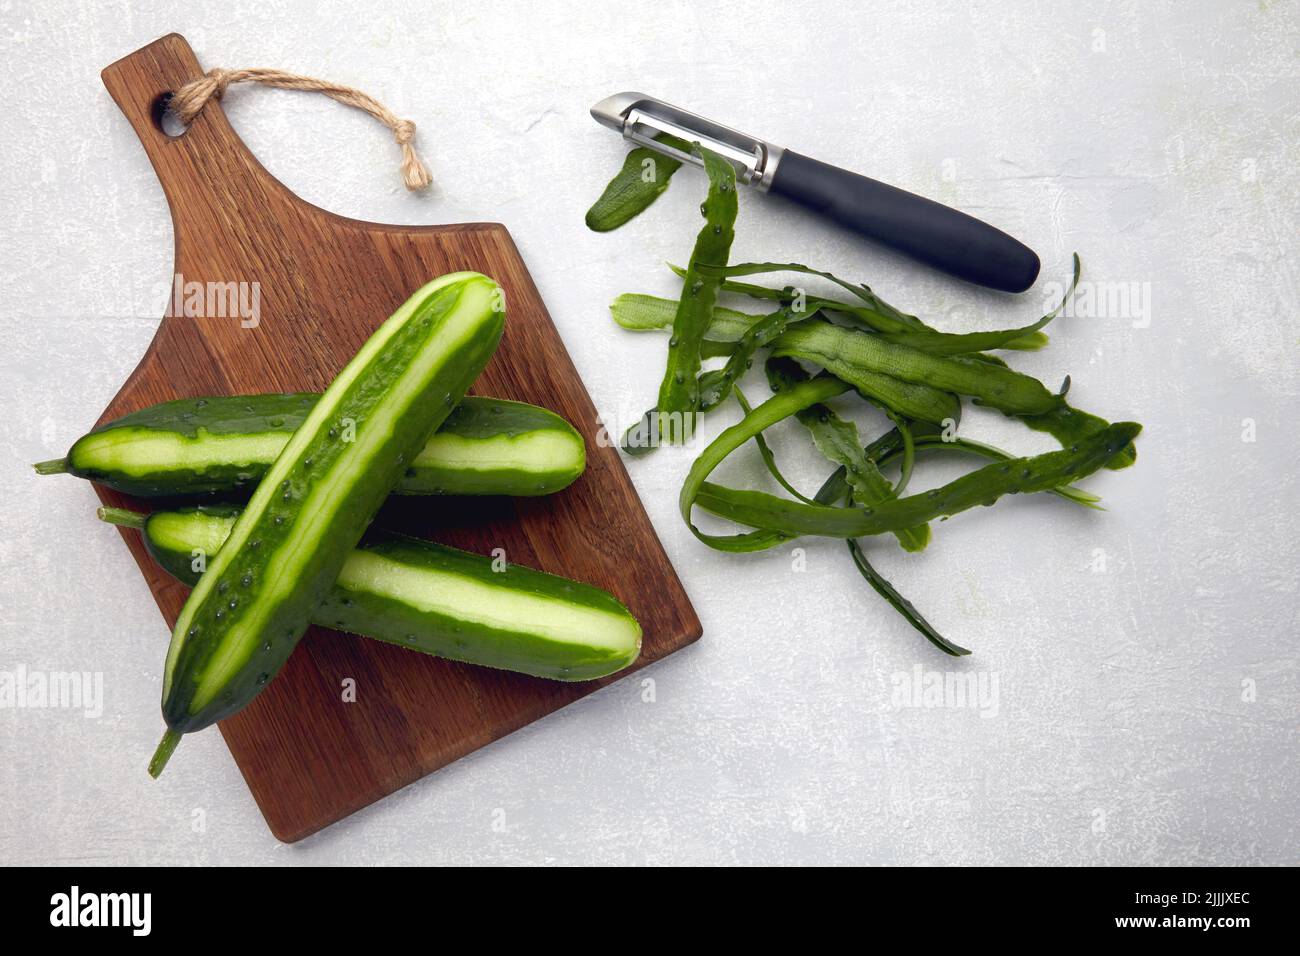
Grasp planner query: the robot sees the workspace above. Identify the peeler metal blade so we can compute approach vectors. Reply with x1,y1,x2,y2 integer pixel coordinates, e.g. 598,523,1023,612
590,92,783,191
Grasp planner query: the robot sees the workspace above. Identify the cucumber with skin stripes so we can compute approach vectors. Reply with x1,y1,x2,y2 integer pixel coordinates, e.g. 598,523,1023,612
149,272,506,776
35,395,584,498
99,505,642,682
403,397,584,495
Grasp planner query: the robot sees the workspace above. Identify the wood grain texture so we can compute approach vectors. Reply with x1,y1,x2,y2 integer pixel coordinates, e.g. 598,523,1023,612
96,34,700,843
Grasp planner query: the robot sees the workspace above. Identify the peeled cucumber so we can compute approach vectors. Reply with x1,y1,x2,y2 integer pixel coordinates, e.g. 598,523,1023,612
101,505,642,683
36,395,584,498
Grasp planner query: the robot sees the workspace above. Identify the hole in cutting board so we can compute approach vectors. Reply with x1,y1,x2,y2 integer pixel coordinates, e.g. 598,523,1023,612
151,92,188,138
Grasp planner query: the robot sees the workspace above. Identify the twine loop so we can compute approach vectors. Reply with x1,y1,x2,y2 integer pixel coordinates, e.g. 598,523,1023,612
169,67,432,191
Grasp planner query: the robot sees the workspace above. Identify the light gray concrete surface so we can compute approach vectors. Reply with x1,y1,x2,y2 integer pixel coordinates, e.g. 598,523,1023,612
1,0,1296,865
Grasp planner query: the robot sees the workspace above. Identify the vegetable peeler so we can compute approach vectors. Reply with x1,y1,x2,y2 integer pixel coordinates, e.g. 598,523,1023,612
590,92,1042,294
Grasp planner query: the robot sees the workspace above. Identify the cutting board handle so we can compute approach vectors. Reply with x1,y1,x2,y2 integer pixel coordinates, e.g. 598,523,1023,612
100,33,290,238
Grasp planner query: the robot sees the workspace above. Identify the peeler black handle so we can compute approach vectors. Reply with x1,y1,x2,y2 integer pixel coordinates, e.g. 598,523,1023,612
769,150,1041,293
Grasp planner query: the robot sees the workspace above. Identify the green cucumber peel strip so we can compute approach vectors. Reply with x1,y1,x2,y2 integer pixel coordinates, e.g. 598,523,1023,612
585,134,690,232
691,422,1141,539
875,254,1079,356
845,538,970,656
733,389,816,505
1019,401,1138,471
767,322,964,424
810,424,1099,511
812,456,968,655
764,357,929,552
685,256,1081,353
654,146,737,410
881,408,917,497
771,320,1060,416
611,293,756,340
681,260,1045,351
101,506,642,683
617,292,1037,360
37,395,584,499
942,348,1136,471
678,375,853,550
872,435,1103,509
682,260,926,334
623,146,738,455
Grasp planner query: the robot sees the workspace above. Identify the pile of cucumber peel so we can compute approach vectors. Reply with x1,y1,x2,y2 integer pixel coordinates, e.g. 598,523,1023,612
37,273,642,775
588,143,1142,657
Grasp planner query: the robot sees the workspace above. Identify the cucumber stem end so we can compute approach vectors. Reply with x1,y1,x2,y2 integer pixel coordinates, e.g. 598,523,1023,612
97,507,147,530
32,458,68,475
148,728,182,778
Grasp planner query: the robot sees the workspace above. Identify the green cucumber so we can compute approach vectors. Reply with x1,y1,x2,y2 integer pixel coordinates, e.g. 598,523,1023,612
404,397,584,495
151,272,505,775
103,505,640,682
36,395,584,498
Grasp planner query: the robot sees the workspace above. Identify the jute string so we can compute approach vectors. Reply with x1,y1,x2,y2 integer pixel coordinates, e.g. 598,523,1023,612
169,68,432,191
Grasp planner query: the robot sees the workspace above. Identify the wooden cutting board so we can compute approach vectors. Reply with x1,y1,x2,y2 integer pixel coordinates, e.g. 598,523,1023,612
96,34,701,842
